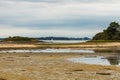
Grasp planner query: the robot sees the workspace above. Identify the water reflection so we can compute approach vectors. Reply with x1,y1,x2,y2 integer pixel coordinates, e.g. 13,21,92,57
0,49,94,53
94,49,120,53
68,55,120,66
106,56,120,65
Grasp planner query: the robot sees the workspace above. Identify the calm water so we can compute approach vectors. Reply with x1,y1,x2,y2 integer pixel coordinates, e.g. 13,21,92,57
0,49,94,53
41,40,88,43
1,47,120,66
68,55,120,66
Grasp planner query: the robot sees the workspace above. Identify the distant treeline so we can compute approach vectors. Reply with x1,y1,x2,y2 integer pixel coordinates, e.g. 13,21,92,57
36,37,91,40
0,37,91,41
0,36,39,42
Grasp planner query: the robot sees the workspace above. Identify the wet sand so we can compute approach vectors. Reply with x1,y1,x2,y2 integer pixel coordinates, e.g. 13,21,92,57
1,42,120,49
0,53,120,80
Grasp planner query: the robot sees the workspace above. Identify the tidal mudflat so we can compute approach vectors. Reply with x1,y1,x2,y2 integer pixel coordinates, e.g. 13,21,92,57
0,52,120,80
0,42,120,80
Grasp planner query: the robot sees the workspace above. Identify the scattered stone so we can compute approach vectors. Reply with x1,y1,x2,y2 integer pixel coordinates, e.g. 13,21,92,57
96,72,111,75
0,78,6,80
72,69,84,72
104,68,112,70
21,70,26,72
65,72,72,74
24,55,30,57
20,55,30,57
6,60,14,61
7,56,14,58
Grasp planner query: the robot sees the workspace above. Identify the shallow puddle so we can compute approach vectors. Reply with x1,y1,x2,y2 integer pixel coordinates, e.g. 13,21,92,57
68,56,120,66
0,49,94,53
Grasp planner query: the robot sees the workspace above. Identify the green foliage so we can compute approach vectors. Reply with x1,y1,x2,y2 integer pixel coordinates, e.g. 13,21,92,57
93,22,120,40
4,36,38,42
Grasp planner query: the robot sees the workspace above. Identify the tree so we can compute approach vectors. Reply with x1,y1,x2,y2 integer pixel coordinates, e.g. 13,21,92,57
93,22,120,40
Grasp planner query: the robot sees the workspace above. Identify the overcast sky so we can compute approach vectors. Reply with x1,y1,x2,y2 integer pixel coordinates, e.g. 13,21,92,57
0,0,120,38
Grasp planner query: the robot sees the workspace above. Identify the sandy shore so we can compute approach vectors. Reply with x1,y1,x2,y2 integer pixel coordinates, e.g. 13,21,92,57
0,53,120,80
0,42,120,49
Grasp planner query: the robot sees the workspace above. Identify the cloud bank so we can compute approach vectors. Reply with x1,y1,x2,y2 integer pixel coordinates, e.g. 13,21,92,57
0,0,120,37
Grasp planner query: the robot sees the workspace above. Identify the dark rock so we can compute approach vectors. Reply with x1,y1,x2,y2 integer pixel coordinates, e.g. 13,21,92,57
0,78,6,80
72,69,84,71
96,72,111,75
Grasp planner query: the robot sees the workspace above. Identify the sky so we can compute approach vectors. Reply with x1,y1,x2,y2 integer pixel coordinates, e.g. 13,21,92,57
0,0,120,38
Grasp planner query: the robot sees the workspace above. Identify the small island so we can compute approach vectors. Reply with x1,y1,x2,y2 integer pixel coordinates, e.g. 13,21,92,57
1,36,40,43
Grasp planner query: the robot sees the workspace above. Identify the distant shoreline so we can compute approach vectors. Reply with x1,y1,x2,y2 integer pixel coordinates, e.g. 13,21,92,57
0,42,120,50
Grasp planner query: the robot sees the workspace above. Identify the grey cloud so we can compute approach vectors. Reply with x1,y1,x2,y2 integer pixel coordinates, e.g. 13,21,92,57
9,0,58,3
3,0,120,3
0,0,120,37
0,15,118,29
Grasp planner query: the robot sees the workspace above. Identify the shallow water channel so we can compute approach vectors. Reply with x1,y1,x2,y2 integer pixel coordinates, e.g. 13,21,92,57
68,55,120,66
0,48,120,66
0,48,94,53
